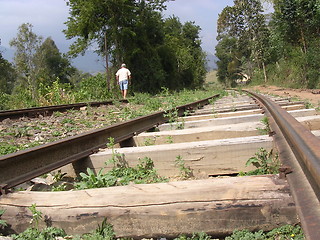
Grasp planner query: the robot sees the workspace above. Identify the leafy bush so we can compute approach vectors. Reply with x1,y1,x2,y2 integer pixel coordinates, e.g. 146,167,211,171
75,157,168,190
13,227,66,240
175,155,193,180
28,204,42,230
75,168,117,190
8,86,37,109
257,116,271,135
226,224,304,240
74,73,113,102
225,229,266,240
239,148,280,176
0,91,10,110
266,224,304,240
174,232,212,240
12,204,66,240
110,157,168,185
0,209,7,230
38,79,74,105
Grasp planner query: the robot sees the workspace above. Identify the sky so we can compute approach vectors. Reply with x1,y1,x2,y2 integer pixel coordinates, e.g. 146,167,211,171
0,0,236,70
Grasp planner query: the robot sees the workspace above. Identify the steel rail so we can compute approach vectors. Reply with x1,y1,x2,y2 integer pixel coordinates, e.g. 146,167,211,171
0,99,128,121
245,90,320,240
0,94,218,194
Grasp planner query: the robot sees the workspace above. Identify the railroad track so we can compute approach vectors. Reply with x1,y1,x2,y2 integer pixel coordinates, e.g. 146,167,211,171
0,90,319,239
0,99,128,121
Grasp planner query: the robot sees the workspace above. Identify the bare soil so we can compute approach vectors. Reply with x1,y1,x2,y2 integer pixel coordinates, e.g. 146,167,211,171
205,71,320,107
247,85,320,107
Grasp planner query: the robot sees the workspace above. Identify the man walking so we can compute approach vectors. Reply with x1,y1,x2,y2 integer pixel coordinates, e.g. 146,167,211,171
116,63,131,99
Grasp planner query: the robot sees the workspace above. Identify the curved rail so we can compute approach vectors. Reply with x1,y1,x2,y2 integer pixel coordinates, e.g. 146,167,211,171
0,99,128,121
0,94,219,194
245,90,320,240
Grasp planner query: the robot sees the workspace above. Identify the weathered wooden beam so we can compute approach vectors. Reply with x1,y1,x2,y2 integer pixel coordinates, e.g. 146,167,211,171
135,121,265,145
0,175,298,238
63,135,274,178
135,115,320,146
158,109,319,131
195,103,305,115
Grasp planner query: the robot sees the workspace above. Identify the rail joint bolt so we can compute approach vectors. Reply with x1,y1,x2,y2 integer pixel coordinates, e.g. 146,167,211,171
279,165,293,179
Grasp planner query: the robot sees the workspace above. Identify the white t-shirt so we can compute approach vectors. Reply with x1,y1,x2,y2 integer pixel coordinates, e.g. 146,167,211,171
116,68,131,82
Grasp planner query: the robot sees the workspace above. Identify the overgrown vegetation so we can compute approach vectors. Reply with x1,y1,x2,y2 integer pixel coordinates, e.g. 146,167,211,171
0,0,209,111
216,0,320,89
239,148,280,176
175,155,193,180
0,209,7,233
257,116,271,135
74,138,168,190
0,89,222,157
12,227,67,240
225,224,304,240
78,218,116,240
12,204,66,240
28,204,42,231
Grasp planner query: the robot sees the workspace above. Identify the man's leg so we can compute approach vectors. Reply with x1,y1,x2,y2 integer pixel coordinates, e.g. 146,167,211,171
122,80,128,99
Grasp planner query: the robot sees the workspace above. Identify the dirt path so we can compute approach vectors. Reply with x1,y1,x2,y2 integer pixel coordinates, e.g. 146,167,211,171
248,85,320,107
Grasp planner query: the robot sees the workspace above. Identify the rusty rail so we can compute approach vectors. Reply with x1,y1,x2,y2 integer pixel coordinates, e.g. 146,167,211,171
0,94,218,194
245,90,320,240
0,99,128,121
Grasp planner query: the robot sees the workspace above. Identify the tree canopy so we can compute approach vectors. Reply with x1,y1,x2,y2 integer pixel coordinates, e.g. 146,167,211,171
1,1,208,110
216,0,270,86
216,0,320,89
8,23,77,105
0,49,16,94
64,0,207,93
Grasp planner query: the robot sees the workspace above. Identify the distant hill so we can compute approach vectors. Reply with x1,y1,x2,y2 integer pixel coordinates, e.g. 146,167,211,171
1,46,218,73
206,52,218,71
71,51,105,73
0,46,105,73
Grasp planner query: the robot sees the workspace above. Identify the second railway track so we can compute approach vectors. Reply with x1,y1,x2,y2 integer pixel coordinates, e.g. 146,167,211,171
0,90,320,239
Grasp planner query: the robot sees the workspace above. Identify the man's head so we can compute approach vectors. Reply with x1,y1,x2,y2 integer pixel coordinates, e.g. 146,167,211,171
121,63,126,68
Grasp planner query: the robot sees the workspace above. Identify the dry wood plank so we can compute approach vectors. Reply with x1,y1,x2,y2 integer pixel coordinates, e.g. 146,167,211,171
64,135,273,178
160,108,318,130
136,115,320,145
0,175,298,238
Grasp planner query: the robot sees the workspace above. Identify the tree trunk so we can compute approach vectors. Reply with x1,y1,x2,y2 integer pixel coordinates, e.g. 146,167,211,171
263,61,267,83
105,32,110,91
299,24,307,55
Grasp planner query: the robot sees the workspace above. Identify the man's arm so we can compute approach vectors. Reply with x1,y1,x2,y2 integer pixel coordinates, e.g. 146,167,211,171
116,72,119,84
128,70,131,81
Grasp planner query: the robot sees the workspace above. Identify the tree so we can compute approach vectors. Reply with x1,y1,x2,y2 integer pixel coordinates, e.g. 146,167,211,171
35,37,76,85
273,0,320,53
269,0,320,88
163,16,206,89
64,0,207,93
9,23,43,100
0,51,16,94
216,0,271,84
125,6,167,93
215,36,239,87
64,0,169,89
